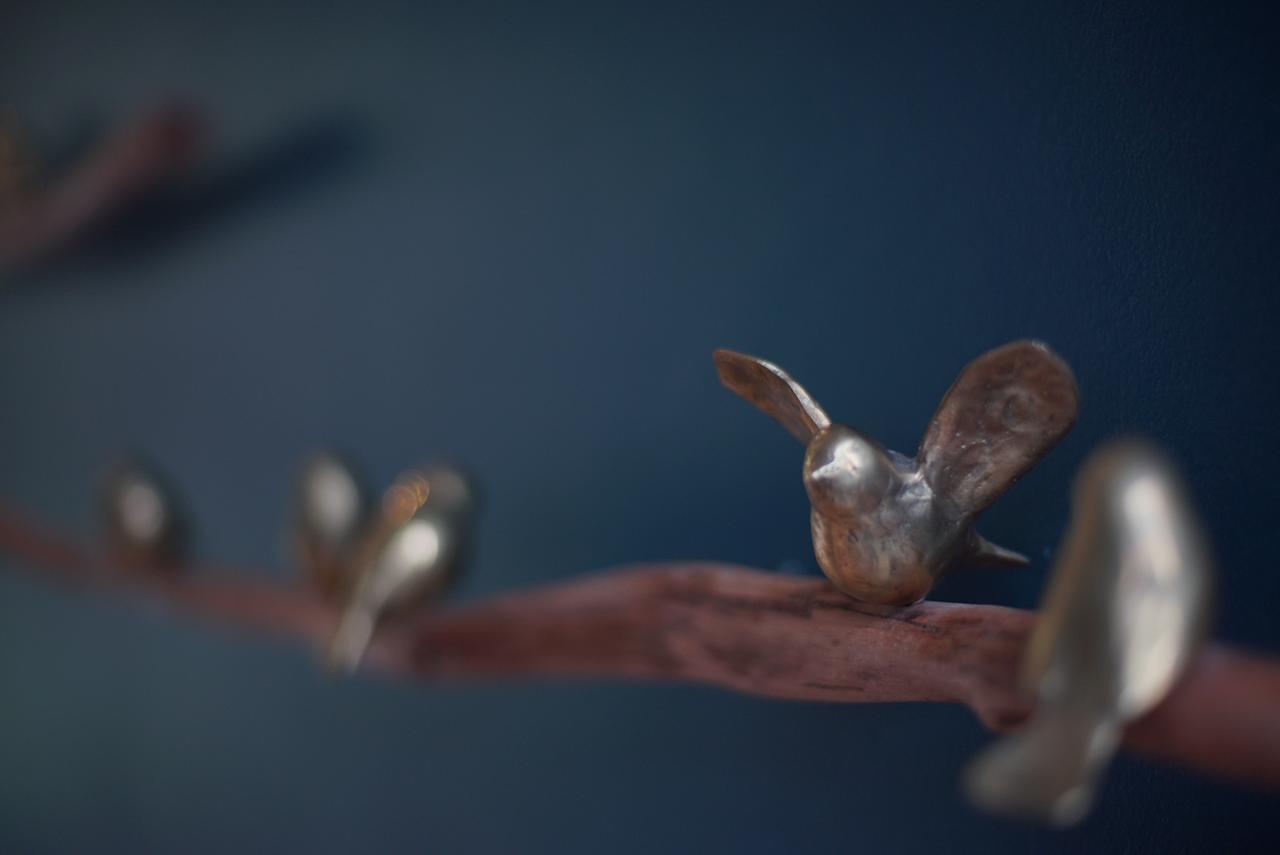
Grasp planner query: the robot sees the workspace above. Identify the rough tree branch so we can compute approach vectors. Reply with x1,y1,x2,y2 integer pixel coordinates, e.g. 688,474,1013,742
1,502,1278,791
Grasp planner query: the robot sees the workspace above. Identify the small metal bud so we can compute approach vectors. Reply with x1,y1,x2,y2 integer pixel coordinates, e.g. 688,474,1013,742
328,465,476,674
98,458,188,573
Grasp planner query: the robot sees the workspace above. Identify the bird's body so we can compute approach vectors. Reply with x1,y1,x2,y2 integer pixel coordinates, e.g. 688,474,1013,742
809,445,957,604
716,341,1078,605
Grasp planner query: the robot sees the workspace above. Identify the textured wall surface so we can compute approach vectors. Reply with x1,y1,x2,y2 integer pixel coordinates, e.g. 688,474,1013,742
2,1,1278,851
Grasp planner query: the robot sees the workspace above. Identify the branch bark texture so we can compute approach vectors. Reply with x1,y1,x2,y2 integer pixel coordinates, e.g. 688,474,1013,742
1,502,1278,790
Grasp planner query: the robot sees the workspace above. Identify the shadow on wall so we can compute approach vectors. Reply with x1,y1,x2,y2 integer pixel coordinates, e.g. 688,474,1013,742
100,113,374,253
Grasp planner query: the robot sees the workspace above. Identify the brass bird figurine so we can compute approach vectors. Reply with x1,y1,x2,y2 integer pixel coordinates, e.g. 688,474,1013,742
965,441,1213,825
98,458,189,573
715,340,1079,605
328,465,476,673
293,452,371,600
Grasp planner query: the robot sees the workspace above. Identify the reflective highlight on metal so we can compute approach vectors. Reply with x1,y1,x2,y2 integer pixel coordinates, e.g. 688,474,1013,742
293,452,370,599
328,465,476,673
964,441,1214,825
715,341,1078,605
98,459,188,572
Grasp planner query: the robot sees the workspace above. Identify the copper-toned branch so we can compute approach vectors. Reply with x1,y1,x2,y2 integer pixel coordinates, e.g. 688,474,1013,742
386,565,1034,722
1,502,1278,790
1124,648,1280,788
0,502,332,642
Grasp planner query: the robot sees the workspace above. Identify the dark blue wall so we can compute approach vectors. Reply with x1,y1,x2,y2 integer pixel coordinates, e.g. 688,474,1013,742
2,1,1277,851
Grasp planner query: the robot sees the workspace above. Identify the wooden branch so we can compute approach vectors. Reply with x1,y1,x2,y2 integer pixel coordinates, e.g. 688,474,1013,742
2,501,1279,791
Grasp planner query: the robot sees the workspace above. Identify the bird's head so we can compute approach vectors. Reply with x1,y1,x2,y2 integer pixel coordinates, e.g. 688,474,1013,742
803,425,898,518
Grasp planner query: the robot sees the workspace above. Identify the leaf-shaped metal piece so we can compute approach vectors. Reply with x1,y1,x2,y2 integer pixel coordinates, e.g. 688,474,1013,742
917,341,1079,514
714,349,831,443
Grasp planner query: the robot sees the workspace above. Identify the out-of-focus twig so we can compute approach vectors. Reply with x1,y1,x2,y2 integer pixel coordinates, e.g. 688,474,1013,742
0,106,202,270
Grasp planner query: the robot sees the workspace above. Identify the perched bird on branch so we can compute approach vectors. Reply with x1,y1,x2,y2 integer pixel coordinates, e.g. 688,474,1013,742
715,340,1078,605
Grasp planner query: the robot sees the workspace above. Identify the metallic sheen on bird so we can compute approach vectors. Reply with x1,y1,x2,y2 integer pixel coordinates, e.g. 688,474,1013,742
714,340,1079,605
964,441,1214,825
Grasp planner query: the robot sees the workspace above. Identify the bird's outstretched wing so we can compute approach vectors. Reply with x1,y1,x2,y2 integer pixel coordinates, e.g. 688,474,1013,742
714,349,831,443
917,340,1078,515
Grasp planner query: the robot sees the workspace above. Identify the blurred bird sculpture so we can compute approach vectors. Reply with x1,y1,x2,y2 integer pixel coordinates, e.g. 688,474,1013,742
329,466,475,673
965,441,1213,825
98,458,188,573
293,452,371,599
715,341,1078,605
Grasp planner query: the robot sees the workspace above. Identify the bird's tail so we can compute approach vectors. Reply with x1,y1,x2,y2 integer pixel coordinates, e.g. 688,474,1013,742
964,712,1119,826
968,533,1030,568
327,602,376,675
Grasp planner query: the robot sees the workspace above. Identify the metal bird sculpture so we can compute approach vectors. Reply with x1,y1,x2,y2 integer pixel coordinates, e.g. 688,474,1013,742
715,340,1079,605
328,465,476,673
293,452,371,600
98,458,189,573
964,440,1213,825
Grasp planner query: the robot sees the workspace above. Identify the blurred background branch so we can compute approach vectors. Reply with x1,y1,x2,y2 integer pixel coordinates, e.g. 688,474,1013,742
0,106,368,279
0,106,202,271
